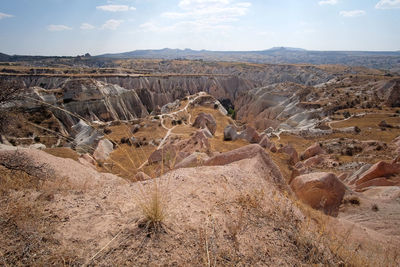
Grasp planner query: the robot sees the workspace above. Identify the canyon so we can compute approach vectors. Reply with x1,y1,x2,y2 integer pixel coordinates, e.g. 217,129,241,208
1,58,400,266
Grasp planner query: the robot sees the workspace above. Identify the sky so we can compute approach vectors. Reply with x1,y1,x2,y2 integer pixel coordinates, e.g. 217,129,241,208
0,0,400,56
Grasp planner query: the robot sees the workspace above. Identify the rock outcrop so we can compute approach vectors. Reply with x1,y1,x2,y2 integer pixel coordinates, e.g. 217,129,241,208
259,135,277,152
223,125,261,143
238,126,262,143
204,144,286,189
148,130,211,166
93,139,114,161
71,120,103,153
350,161,400,190
290,172,346,215
300,143,326,161
32,79,149,129
174,152,210,169
223,125,238,141
277,144,299,165
192,113,217,135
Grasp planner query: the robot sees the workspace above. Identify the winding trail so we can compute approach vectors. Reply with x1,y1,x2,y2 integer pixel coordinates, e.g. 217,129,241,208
137,93,206,170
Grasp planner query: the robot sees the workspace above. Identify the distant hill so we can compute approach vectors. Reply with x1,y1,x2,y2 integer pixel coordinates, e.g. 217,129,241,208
0,53,11,61
98,48,400,72
1,47,400,72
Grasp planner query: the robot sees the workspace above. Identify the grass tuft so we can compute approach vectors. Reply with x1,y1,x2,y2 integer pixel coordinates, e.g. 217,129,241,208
135,180,167,234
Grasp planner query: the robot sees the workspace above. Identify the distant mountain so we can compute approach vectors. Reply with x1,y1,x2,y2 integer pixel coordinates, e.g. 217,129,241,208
97,48,400,71
266,47,307,52
2,48,400,72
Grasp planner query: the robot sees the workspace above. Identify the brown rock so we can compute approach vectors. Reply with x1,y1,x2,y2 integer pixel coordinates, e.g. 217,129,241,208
259,135,276,152
290,172,346,215
355,177,400,192
148,130,210,166
239,126,261,143
192,113,217,135
148,144,177,165
353,161,400,186
301,143,326,161
337,173,349,181
175,152,209,169
204,144,286,188
175,130,210,155
278,144,299,165
303,155,325,168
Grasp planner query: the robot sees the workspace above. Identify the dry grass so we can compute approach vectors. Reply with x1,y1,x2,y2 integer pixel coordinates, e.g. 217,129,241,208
138,184,166,232
133,178,169,234
0,160,83,265
44,147,79,161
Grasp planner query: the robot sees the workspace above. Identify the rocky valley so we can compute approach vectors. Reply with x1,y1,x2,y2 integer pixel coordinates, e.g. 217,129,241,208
1,58,400,266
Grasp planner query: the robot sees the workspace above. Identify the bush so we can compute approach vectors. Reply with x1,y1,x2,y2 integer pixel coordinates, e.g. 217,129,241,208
228,108,236,119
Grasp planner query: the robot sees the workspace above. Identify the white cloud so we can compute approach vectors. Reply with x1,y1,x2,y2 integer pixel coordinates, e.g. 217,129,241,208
139,22,177,32
80,23,95,30
318,0,338,5
159,0,251,32
96,5,136,12
102,19,123,30
178,0,230,9
47,24,72,31
0,12,14,20
339,10,366,17
375,0,400,9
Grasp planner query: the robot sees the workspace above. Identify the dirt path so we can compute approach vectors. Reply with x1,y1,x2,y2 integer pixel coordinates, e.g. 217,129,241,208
138,94,205,169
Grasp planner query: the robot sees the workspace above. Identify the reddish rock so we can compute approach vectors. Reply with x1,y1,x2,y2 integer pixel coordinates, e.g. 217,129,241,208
303,155,325,168
175,130,210,154
290,172,346,215
259,135,277,152
355,177,400,192
148,130,210,166
278,144,299,165
239,126,261,143
300,143,326,160
192,112,217,135
204,144,285,187
148,144,177,165
175,152,209,169
353,161,400,186
337,173,349,181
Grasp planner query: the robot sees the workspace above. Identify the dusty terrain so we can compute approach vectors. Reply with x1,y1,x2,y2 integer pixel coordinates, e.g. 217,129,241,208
1,58,400,266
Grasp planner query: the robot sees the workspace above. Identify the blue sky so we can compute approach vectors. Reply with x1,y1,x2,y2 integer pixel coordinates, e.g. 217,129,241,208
0,0,399,55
